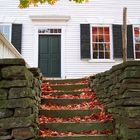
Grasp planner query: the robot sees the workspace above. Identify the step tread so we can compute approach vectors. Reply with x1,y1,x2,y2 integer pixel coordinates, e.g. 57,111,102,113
45,91,86,95
50,84,89,91
39,109,101,118
37,135,117,140
41,99,92,105
39,121,114,132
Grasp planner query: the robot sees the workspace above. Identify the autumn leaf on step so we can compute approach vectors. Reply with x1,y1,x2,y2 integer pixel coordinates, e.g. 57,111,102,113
38,111,113,124
40,101,104,110
75,87,92,92
41,82,53,93
41,92,96,99
39,129,113,137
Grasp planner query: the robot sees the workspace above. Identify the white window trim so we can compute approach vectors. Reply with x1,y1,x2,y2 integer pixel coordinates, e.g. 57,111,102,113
0,23,12,42
133,25,140,60
89,24,113,62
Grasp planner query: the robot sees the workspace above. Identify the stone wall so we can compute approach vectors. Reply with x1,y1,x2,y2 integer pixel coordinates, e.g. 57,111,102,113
0,59,42,140
90,61,140,140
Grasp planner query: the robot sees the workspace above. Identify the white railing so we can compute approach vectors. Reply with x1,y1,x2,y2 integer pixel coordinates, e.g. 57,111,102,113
0,33,30,67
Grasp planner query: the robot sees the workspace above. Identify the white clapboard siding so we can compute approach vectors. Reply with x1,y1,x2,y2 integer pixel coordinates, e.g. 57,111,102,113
0,33,30,67
0,0,140,78
0,33,22,58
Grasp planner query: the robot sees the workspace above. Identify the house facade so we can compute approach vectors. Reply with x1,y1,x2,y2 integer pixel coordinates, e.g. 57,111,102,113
0,0,140,78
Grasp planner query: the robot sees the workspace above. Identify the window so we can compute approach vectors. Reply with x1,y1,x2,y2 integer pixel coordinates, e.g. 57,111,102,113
0,24,11,41
38,28,61,34
91,26,111,59
134,26,140,59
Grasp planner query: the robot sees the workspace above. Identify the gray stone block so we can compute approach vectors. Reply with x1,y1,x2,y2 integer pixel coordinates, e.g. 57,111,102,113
0,98,36,109
1,66,33,80
0,80,33,88
14,108,32,117
12,127,35,139
0,89,8,100
0,109,13,118
0,115,35,129
9,88,35,99
0,59,25,66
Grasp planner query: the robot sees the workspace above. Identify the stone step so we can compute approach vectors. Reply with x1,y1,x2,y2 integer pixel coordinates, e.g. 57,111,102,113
39,122,114,132
46,91,87,95
41,99,92,105
43,78,88,84
39,109,101,118
50,84,89,91
37,135,117,140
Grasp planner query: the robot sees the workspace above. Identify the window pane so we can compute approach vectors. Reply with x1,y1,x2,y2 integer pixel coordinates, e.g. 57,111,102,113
4,25,10,34
135,44,140,51
93,51,98,59
98,27,103,34
105,43,110,51
135,36,140,43
92,27,97,34
4,26,10,40
105,52,110,59
58,29,61,33
96,35,99,42
50,29,53,33
0,25,10,41
42,29,45,33
104,27,109,34
99,52,104,59
99,43,104,51
135,33,139,38
134,27,139,36
104,35,110,42
136,52,140,59
93,44,98,51
99,35,104,42
54,29,57,33
92,35,98,42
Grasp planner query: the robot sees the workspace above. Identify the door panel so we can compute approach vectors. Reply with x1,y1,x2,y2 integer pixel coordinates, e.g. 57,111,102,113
39,35,61,77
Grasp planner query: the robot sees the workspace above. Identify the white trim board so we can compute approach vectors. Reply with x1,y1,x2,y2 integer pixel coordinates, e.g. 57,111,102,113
30,15,71,22
33,25,66,78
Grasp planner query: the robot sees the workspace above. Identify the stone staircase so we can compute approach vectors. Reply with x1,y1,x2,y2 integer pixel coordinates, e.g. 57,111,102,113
37,78,116,140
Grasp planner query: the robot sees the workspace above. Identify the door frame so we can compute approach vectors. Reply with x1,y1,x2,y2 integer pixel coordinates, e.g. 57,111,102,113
33,25,65,78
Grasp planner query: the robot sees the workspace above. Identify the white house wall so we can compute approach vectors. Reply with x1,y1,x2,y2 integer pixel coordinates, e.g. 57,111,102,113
0,39,21,59
0,0,140,78
0,40,15,58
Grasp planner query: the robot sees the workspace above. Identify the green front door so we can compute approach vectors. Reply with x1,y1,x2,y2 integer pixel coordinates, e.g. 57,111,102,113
39,35,61,77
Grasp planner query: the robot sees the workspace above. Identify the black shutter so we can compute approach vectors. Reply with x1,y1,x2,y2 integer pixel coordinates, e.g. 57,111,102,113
80,24,90,59
11,24,22,54
113,24,123,58
127,25,134,58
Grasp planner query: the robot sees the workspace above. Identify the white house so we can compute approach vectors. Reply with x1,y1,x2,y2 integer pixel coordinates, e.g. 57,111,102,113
0,0,140,78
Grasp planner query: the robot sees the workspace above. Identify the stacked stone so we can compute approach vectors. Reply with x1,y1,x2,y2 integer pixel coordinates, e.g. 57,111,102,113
90,61,140,140
0,59,41,140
